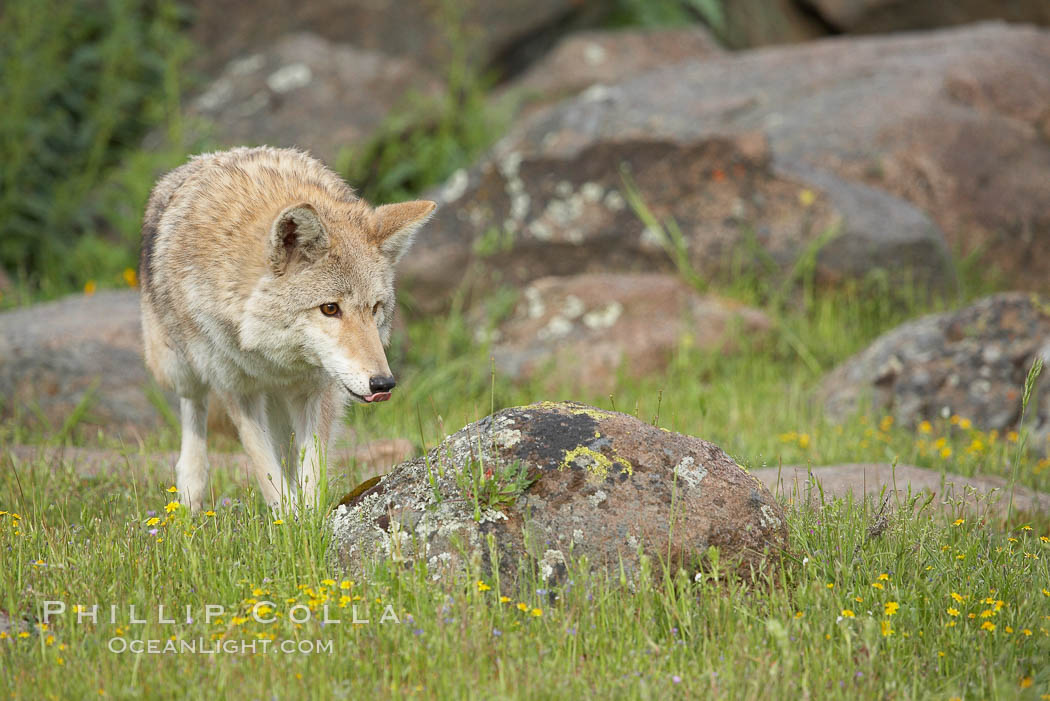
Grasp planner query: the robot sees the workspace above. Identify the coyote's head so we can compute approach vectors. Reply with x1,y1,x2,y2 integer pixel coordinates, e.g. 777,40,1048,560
239,198,435,403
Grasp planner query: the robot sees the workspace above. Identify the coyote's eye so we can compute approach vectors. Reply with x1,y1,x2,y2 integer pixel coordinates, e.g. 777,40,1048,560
372,302,381,317
320,303,341,317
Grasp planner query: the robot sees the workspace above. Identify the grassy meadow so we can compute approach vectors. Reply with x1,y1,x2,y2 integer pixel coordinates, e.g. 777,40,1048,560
3,272,1050,699
2,0,1050,697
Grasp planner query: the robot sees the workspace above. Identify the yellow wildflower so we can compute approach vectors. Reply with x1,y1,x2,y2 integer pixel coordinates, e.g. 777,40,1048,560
841,609,855,618
164,501,180,513
947,608,959,617
980,621,995,631
884,602,899,616
476,580,491,592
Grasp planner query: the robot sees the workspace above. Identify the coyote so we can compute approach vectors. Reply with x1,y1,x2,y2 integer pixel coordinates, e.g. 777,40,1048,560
139,146,434,512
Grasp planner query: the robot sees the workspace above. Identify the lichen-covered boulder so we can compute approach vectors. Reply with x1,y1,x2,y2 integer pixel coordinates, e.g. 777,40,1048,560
329,401,788,588
819,292,1050,452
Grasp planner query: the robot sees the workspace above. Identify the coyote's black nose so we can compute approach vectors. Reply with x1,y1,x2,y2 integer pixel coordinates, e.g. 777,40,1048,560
369,375,396,393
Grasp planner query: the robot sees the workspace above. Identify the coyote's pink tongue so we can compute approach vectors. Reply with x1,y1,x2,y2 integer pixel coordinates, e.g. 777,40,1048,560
363,392,391,403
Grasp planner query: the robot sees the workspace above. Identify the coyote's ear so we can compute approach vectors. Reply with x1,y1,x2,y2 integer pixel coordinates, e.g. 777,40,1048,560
372,200,436,264
269,203,329,274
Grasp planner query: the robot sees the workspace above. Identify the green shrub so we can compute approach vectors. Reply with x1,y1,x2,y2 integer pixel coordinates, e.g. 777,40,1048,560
0,0,192,297
338,0,507,205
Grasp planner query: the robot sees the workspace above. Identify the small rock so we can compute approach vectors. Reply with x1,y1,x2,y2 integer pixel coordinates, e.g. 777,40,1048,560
752,463,1050,518
7,439,412,487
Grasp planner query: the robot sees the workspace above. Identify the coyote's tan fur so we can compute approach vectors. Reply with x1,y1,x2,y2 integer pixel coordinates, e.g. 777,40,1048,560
139,146,434,512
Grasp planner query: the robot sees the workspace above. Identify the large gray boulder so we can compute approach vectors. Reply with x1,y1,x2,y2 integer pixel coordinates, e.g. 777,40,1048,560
330,401,788,588
406,131,950,310
404,23,1050,308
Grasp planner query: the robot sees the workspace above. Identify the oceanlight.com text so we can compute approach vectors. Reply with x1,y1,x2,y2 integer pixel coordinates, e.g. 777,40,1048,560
107,637,334,655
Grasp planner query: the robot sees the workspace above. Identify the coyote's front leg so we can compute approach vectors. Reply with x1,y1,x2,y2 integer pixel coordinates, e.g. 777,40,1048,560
289,389,336,508
175,394,210,513
226,393,294,513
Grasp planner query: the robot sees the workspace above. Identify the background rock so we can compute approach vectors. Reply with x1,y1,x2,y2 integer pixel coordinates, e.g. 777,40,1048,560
487,273,771,393
502,26,723,110
715,0,829,48
800,0,1050,34
7,438,414,484
330,401,788,588
186,0,607,75
189,32,440,163
406,129,951,309
406,22,1049,306
752,462,1050,518
819,292,1050,451
0,291,164,438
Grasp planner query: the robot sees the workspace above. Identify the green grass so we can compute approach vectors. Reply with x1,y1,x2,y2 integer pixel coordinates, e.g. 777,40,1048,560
1,449,1048,699
2,1,1048,695
2,265,1049,698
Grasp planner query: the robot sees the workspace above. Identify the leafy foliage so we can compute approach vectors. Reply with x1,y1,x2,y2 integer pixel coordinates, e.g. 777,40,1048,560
337,0,507,205
0,0,192,296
